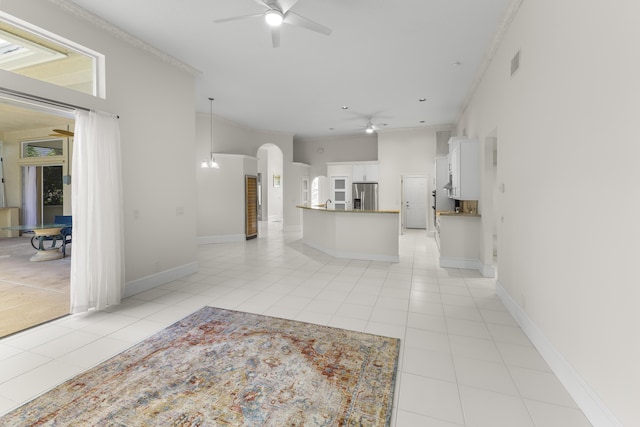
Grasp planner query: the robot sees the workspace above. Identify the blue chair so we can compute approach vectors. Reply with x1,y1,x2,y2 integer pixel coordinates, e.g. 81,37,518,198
54,215,72,257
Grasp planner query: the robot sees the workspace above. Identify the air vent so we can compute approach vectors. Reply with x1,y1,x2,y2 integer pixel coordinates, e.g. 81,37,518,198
511,50,521,77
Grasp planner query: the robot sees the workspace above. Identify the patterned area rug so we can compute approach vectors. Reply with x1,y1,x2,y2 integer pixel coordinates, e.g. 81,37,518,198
1,306,400,426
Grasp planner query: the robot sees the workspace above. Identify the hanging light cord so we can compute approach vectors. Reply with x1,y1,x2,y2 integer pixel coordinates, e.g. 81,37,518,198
202,97,219,169
209,97,214,154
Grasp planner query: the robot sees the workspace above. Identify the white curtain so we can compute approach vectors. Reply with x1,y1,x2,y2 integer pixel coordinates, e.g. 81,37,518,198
70,110,125,314
24,166,38,224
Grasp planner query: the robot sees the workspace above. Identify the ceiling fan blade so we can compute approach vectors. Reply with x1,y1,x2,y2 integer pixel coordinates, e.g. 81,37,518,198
283,11,332,36
213,13,263,24
52,129,74,137
276,0,300,13
271,26,281,48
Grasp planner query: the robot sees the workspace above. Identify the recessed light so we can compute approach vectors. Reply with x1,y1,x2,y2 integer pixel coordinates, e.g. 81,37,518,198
419,98,427,102
419,120,426,123
453,61,462,66
329,127,334,131
341,106,349,110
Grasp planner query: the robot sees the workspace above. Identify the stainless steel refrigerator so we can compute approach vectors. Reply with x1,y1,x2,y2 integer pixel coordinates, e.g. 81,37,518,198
352,182,378,211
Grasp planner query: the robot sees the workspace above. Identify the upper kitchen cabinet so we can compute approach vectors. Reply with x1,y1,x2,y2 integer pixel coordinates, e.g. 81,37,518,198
447,137,479,200
352,162,379,182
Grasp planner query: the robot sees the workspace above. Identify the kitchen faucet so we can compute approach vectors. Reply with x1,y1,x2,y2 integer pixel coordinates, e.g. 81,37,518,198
325,199,332,209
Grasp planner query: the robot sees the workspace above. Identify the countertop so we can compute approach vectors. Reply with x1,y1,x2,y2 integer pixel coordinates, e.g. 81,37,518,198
437,211,481,217
297,205,399,214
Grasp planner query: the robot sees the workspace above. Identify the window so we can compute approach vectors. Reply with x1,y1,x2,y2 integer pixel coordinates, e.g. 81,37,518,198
0,13,103,97
22,139,63,158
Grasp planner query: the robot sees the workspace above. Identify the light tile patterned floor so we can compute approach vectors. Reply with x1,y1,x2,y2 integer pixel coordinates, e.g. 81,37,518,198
0,223,592,426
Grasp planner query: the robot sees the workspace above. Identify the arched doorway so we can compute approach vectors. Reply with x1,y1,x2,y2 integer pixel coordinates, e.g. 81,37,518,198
311,176,329,207
257,144,284,231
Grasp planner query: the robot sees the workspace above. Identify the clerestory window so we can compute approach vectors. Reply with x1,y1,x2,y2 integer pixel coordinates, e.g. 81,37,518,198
0,13,103,97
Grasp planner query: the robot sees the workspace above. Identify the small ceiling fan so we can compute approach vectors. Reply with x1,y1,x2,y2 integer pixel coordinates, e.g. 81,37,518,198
214,0,332,48
360,118,387,134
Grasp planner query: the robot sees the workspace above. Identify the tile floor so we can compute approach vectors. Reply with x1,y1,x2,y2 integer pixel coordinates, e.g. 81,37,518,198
0,223,592,426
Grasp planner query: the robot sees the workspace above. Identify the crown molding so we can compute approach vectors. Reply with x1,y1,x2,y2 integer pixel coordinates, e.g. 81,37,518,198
456,0,524,124
47,0,200,76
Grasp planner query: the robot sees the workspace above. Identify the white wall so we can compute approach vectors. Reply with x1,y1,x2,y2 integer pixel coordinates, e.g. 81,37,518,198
377,127,446,211
457,1,639,425
1,0,198,289
294,134,377,179
265,144,283,222
196,154,257,242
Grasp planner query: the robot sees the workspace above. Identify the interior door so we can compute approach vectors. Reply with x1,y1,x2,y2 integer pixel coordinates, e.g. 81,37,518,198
404,175,428,229
245,175,258,239
331,176,349,210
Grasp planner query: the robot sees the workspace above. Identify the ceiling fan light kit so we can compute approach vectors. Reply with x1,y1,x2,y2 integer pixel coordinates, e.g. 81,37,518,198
264,10,283,26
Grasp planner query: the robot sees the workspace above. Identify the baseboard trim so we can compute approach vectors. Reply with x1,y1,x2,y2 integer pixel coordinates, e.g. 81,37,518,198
125,261,199,298
196,234,245,245
303,239,399,263
439,256,481,270
496,280,623,427
439,256,495,278
480,263,496,278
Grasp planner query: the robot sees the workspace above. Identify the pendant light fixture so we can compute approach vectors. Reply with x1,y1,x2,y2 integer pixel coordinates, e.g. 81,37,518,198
201,97,219,169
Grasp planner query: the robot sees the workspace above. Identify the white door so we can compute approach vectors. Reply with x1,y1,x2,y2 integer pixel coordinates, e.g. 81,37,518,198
404,175,427,229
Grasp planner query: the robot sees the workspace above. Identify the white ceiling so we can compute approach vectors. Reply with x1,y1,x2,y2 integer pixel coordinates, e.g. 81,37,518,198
64,0,510,138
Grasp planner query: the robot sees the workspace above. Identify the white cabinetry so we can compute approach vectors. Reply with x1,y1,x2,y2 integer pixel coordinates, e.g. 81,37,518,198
448,137,479,200
327,161,378,209
352,162,378,182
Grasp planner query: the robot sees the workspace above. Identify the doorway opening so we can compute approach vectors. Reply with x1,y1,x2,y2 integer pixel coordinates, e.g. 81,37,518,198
0,100,73,337
257,143,284,232
22,165,63,224
311,176,328,207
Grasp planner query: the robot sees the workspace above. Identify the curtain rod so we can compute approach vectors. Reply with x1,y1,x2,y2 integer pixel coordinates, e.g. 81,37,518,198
0,87,119,118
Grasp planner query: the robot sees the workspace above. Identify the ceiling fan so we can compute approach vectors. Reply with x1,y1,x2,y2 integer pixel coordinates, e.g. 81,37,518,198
360,118,387,134
214,0,332,48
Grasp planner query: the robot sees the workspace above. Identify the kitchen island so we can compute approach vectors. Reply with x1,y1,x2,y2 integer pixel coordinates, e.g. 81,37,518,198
298,206,400,262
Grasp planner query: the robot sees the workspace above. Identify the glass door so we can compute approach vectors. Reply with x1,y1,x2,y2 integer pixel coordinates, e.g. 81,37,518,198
22,165,63,224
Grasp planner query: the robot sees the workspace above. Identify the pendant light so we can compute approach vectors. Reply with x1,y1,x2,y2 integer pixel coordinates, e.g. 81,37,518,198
201,97,219,169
